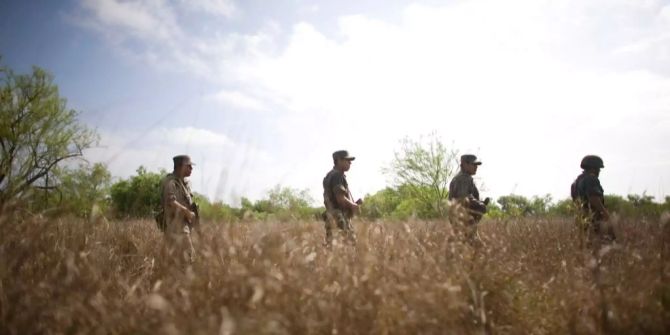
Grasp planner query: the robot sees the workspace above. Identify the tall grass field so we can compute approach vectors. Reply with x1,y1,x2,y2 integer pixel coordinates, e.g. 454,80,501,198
1,213,668,334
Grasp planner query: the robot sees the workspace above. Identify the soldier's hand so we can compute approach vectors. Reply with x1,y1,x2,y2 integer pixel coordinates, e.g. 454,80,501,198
186,210,197,223
351,203,361,214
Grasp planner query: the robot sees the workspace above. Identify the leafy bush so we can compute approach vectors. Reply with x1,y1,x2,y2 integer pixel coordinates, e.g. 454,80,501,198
243,185,321,222
29,163,112,218
110,166,164,218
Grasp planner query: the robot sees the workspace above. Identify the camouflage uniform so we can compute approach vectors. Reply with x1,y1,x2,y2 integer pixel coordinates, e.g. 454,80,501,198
323,168,356,246
160,171,196,262
448,155,487,241
448,171,480,203
571,157,615,242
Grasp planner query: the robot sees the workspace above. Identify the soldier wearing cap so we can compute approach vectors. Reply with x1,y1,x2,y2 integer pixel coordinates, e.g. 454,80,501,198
159,154,197,262
448,154,489,239
322,150,363,247
571,155,615,243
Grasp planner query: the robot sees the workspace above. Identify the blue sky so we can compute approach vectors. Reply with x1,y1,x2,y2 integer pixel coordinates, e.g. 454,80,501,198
2,0,670,204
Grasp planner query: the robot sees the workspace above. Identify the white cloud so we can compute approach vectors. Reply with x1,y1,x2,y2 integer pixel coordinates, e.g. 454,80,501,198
207,90,268,111
77,0,181,41
164,126,235,147
179,0,237,18
85,126,273,204
76,0,670,201
236,1,670,200
72,0,265,81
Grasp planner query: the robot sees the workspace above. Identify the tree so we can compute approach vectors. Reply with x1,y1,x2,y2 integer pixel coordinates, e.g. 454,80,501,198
496,194,531,217
192,193,239,223
110,167,164,218
0,64,97,204
385,133,459,217
254,185,318,221
496,194,551,217
32,163,112,217
235,186,319,221
58,163,111,217
361,187,402,219
547,198,576,217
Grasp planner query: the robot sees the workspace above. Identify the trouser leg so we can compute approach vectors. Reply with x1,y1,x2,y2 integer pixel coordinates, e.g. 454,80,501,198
324,210,355,247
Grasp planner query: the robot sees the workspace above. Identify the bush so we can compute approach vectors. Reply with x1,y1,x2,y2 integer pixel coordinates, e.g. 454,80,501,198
235,186,320,222
110,166,164,218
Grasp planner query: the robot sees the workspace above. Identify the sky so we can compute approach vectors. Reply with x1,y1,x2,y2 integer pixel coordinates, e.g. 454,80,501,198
1,0,669,205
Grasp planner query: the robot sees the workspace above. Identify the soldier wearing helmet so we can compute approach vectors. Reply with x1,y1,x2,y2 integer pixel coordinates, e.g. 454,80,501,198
571,155,615,243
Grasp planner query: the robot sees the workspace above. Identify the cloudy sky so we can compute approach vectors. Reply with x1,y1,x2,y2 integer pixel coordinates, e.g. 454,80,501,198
1,0,669,204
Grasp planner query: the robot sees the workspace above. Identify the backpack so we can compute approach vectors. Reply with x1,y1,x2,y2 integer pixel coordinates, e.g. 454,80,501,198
154,206,166,232
571,174,585,201
155,173,175,232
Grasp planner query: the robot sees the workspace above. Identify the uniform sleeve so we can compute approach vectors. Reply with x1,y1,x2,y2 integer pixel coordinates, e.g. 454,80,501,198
163,180,178,203
471,183,480,201
449,175,473,200
581,175,604,196
330,173,348,197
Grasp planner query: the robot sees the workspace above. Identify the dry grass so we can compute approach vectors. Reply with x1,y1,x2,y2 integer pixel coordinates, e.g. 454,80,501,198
1,212,668,334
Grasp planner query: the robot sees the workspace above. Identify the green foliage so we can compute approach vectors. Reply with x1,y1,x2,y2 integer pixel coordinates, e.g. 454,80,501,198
496,194,553,217
547,199,576,217
110,166,164,218
0,64,97,204
106,170,322,222
56,163,111,217
244,185,320,222
193,193,239,223
490,193,668,219
604,193,666,218
385,133,459,218
484,201,505,219
30,162,112,218
361,184,441,220
361,187,402,219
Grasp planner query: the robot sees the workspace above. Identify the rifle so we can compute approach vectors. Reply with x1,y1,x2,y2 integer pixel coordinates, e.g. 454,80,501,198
189,202,200,230
346,189,363,218
321,191,363,220
468,197,490,222
154,207,166,232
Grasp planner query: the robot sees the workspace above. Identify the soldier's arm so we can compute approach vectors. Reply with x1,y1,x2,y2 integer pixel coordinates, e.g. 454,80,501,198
449,177,471,200
588,195,609,220
169,200,196,222
335,191,360,213
165,181,196,222
330,173,359,213
583,176,609,220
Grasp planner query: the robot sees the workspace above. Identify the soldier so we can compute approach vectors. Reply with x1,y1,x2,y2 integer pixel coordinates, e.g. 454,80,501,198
159,155,197,262
448,154,490,240
322,150,363,247
571,155,615,243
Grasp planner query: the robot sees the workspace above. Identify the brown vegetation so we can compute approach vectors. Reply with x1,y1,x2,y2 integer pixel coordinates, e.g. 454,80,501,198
1,213,668,334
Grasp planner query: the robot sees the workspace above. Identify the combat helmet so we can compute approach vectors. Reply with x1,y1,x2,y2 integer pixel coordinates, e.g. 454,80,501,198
580,155,604,169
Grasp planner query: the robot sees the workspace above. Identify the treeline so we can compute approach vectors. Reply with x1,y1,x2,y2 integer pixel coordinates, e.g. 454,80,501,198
32,165,322,222
2,62,669,222
26,163,670,222
362,188,670,220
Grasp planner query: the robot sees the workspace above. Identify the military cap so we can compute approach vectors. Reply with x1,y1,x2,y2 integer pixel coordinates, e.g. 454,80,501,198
173,154,195,166
580,155,604,169
461,154,482,165
332,150,356,161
